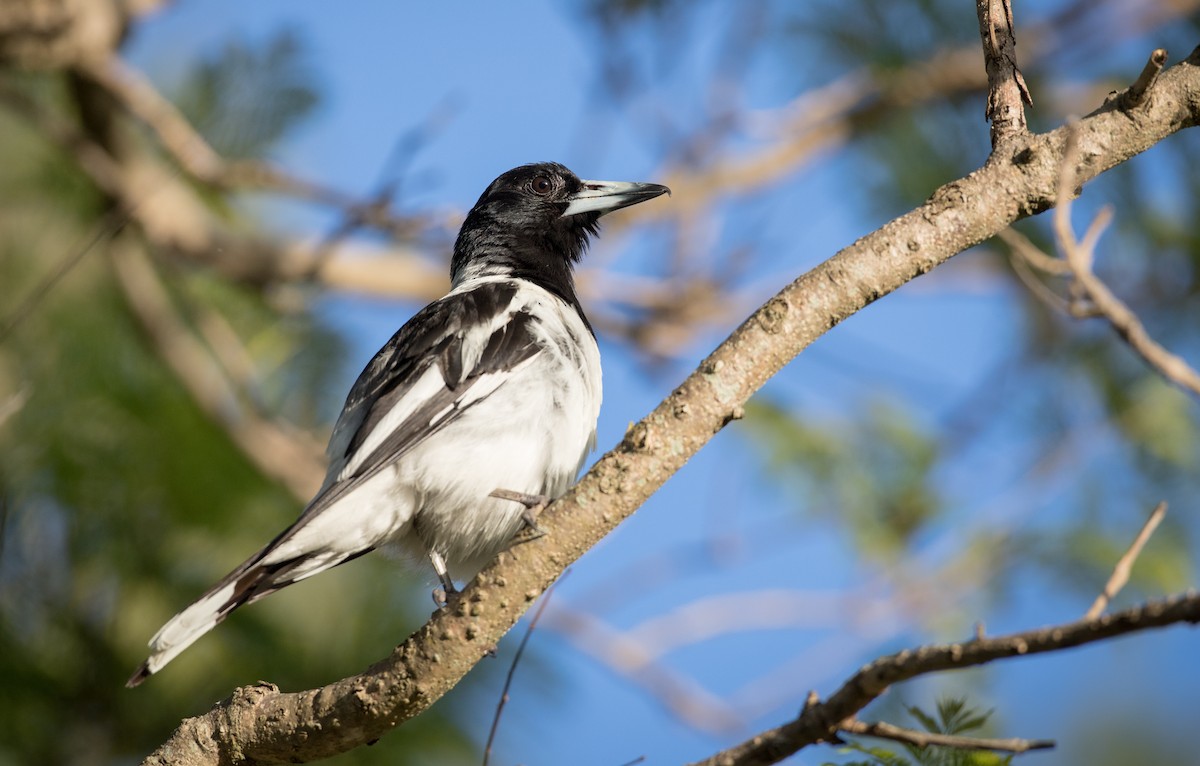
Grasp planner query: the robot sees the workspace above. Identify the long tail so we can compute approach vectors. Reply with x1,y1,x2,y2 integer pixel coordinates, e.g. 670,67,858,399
125,541,368,687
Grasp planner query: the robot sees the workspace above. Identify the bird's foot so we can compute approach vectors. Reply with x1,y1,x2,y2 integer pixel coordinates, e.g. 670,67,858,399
431,587,454,609
430,550,458,609
490,488,550,542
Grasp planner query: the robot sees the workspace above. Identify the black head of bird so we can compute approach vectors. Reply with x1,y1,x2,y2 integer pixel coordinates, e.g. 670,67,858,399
450,162,670,300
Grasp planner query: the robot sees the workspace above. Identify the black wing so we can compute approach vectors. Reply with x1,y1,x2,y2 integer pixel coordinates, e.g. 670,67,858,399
291,281,540,534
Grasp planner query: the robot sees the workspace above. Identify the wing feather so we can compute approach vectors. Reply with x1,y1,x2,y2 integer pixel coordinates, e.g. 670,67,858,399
275,282,540,544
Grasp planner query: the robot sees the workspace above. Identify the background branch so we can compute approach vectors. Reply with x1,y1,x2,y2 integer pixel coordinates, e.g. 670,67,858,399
75,55,429,239
840,718,1055,755
693,592,1200,766
1086,501,1168,620
1054,122,1200,398
109,238,325,500
976,0,1031,146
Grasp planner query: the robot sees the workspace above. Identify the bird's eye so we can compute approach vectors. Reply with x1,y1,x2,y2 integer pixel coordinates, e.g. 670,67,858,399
531,175,553,195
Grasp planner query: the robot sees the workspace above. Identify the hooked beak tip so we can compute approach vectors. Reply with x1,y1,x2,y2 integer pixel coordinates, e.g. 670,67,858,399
562,180,670,218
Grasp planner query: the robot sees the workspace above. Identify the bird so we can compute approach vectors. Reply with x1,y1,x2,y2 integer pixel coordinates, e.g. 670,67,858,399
126,162,669,687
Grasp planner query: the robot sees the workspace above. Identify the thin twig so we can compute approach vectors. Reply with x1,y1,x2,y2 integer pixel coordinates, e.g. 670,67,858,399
546,604,743,733
482,572,567,766
1054,125,1200,397
0,388,30,429
976,0,1031,147
1085,501,1168,620
999,228,1073,314
1120,48,1168,110
840,718,1055,754
998,228,1070,276
78,55,426,239
109,238,325,501
0,207,131,344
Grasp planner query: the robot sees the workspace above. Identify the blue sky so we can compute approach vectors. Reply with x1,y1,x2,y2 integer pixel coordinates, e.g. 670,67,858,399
126,3,1199,765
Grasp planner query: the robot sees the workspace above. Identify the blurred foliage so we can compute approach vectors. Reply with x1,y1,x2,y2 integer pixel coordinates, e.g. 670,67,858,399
744,397,941,562
827,697,1012,766
0,35,472,766
172,28,321,160
799,0,975,74
582,0,688,27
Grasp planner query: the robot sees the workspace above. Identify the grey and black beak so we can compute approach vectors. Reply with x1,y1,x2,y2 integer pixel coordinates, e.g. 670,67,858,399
562,179,671,218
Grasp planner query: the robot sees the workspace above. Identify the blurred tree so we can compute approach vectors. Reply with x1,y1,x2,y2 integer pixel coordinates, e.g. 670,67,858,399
0,21,474,766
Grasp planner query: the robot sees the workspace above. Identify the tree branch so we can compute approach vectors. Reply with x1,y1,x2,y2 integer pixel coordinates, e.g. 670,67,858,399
544,603,744,734
140,49,1200,766
1052,117,1200,398
0,77,450,303
109,238,325,501
839,718,1055,755
976,0,1032,147
1085,501,1168,620
691,592,1200,766
1120,47,1169,110
75,55,428,240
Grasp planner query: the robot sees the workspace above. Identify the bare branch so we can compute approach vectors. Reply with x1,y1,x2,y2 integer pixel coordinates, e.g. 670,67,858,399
976,0,1031,147
545,604,743,734
840,718,1055,755
109,239,325,501
0,387,30,429
1120,47,1169,110
1054,124,1200,398
690,592,1200,766
77,55,225,180
1085,501,1168,620
76,55,430,239
998,227,1070,276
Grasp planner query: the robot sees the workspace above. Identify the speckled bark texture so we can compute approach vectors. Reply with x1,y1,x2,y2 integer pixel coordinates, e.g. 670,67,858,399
142,50,1200,766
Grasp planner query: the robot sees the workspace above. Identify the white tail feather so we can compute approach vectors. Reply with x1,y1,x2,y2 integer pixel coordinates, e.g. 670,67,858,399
141,581,238,677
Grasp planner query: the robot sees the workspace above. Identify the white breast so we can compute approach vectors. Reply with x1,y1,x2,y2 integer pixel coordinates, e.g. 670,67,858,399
390,279,602,579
